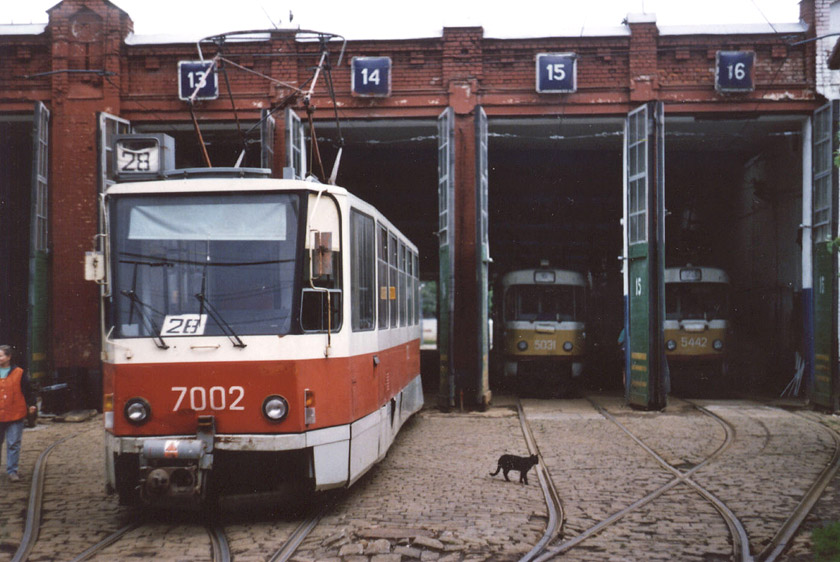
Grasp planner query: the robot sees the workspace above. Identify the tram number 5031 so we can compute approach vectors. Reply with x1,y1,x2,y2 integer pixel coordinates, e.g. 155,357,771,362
171,386,245,411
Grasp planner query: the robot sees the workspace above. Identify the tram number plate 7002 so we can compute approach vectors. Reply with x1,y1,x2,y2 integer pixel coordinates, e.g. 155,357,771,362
171,386,245,411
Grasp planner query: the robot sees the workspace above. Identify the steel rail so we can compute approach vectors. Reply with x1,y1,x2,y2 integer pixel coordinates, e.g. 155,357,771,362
69,521,144,562
515,400,566,562
208,524,232,562
537,397,750,561
268,502,331,562
757,410,840,561
11,435,75,562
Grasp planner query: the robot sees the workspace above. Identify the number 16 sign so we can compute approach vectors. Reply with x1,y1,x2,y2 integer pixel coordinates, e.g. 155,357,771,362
715,51,754,92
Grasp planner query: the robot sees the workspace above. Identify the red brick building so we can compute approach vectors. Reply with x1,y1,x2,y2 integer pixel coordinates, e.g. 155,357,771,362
1,0,836,409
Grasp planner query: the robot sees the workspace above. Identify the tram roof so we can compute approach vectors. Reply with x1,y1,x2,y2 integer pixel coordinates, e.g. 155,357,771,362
105,175,349,197
501,268,586,287
664,266,729,284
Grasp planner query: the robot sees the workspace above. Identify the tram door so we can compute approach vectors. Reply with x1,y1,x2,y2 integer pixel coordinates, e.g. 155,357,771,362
438,107,456,408
623,102,666,409
475,106,490,408
27,102,50,383
811,102,839,410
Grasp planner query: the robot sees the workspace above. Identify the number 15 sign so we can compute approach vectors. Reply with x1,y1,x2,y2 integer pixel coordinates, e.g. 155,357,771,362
536,53,577,93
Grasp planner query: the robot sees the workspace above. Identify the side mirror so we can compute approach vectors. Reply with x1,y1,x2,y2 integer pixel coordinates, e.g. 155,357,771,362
84,251,105,283
312,232,333,278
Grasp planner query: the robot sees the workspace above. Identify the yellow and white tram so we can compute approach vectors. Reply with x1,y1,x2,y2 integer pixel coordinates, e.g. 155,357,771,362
500,264,586,392
87,168,423,506
664,265,731,382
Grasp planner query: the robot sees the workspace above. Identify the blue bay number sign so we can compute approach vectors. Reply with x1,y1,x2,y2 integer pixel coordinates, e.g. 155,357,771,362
178,61,219,101
352,57,391,97
715,51,754,92
536,53,577,93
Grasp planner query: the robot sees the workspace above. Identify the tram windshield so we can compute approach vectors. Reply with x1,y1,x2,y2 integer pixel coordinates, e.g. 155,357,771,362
110,192,301,339
505,284,584,323
665,282,729,321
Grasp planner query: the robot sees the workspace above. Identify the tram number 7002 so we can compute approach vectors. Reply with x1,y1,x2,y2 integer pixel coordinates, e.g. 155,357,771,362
171,386,245,411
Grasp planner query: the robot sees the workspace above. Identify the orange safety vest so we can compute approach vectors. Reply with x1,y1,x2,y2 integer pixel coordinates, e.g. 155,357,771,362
0,367,28,422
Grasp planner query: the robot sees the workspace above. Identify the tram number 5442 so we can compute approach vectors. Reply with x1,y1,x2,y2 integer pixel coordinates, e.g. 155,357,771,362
171,386,245,411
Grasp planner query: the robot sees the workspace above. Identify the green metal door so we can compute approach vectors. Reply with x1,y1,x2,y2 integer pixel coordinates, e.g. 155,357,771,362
27,102,49,383
624,102,666,409
475,106,490,408
811,102,839,410
438,107,456,408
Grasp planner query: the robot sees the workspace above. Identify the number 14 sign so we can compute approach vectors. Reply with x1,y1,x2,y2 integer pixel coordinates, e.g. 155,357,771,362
352,57,391,97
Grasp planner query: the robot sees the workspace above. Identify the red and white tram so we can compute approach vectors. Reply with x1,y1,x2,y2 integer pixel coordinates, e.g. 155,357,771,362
87,167,423,506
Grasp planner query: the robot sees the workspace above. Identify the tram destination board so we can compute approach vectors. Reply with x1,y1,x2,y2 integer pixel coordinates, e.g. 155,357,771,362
715,51,755,92
351,57,391,97
536,53,577,93
178,60,219,101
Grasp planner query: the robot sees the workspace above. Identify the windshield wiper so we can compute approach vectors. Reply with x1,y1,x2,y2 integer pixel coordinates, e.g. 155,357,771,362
119,289,169,349
194,246,246,348
194,292,247,348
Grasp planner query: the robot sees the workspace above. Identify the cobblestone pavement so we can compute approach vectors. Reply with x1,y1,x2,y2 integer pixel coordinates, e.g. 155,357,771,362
0,395,838,561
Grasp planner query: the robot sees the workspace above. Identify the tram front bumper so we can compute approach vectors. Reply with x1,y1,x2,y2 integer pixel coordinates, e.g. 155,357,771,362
138,416,215,502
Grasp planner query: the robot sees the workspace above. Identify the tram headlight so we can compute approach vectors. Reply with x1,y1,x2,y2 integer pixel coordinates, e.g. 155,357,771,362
517,341,528,351
563,341,573,352
713,339,724,351
666,339,677,351
124,398,150,425
262,395,289,422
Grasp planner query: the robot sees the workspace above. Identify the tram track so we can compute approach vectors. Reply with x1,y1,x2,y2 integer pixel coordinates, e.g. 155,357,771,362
755,409,840,561
519,396,840,562
514,400,566,562
9,434,76,562
528,396,749,561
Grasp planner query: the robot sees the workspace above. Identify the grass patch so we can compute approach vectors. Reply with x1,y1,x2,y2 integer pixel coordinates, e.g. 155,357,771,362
814,521,840,561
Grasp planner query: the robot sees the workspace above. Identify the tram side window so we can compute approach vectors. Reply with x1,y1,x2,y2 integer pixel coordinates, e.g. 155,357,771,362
407,250,415,326
351,210,375,331
389,233,399,328
399,242,407,327
414,253,420,325
378,225,389,329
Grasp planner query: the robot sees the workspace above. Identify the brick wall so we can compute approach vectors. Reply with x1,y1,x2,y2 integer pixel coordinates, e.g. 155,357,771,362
0,0,825,371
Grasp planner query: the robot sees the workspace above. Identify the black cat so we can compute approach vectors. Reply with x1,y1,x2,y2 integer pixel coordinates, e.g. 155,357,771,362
489,454,539,484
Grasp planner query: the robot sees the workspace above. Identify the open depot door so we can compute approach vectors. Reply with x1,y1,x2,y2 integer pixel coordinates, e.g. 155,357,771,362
624,102,667,409
811,102,839,411
476,106,490,408
438,107,455,408
27,102,50,383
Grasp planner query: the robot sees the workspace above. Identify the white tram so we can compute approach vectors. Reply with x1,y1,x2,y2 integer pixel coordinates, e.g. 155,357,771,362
86,168,423,506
